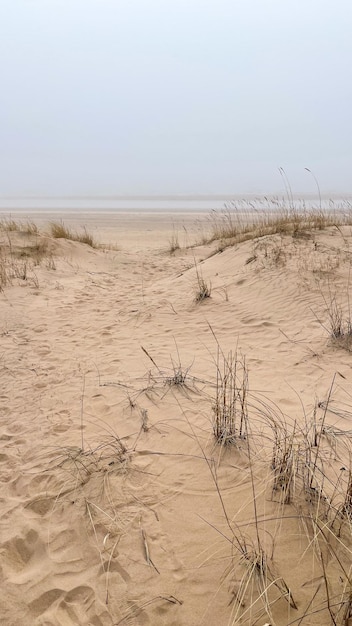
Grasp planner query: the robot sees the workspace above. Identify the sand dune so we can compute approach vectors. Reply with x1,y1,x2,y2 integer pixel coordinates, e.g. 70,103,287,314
1,213,352,625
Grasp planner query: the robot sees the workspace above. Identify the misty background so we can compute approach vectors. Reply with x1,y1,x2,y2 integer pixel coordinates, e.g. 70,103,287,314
1,0,351,198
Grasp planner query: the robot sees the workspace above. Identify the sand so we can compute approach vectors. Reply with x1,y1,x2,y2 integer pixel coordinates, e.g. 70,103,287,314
1,211,352,625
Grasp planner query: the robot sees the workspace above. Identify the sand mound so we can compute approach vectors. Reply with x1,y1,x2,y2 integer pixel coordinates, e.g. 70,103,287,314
1,216,352,625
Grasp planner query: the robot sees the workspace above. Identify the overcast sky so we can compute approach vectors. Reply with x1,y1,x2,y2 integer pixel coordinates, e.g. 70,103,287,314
1,0,351,196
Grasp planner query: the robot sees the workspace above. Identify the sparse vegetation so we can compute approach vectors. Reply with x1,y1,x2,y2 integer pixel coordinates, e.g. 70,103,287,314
0,218,39,234
165,360,191,387
194,261,211,302
15,239,50,264
91,352,352,625
0,221,54,290
168,228,180,254
194,275,211,301
0,251,40,290
210,369,352,624
316,279,352,351
141,344,195,393
3,202,352,625
327,297,352,350
204,201,352,250
213,349,248,444
49,221,96,247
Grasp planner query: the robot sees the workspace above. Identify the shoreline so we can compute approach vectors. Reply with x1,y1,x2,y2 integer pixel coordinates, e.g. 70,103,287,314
0,192,351,213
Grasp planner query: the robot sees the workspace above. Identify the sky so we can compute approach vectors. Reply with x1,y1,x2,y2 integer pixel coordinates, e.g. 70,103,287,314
0,0,351,196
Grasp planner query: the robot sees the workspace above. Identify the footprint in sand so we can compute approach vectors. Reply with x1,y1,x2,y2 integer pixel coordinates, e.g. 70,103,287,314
1,529,40,574
55,586,97,624
98,558,131,582
24,496,54,517
64,586,95,605
12,471,59,499
35,343,51,357
28,588,64,618
33,324,48,334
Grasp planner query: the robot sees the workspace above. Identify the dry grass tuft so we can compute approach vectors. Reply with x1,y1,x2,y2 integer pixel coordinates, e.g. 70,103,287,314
213,349,248,445
328,300,352,351
58,435,130,483
141,344,195,394
194,275,211,302
317,285,352,352
0,218,39,235
0,219,55,289
0,252,40,290
168,229,180,254
49,221,96,247
15,239,50,264
194,261,211,302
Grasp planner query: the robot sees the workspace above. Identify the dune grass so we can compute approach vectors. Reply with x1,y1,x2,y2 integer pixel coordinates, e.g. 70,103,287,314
205,201,352,250
0,218,39,235
327,298,352,351
82,364,352,624
0,253,39,290
212,349,248,444
49,221,96,247
0,219,55,289
210,366,352,624
196,322,352,623
0,217,96,247
194,260,211,302
168,228,180,254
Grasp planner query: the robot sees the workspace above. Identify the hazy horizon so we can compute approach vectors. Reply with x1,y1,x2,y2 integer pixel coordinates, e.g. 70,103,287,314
1,1,351,197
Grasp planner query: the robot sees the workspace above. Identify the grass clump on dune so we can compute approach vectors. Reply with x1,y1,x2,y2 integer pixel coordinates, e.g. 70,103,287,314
0,253,40,291
0,218,39,235
323,294,352,352
206,200,352,250
194,261,211,302
0,219,52,289
213,349,248,445
49,221,96,247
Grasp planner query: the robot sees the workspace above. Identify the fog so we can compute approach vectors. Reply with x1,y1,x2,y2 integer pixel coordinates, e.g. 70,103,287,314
1,0,351,196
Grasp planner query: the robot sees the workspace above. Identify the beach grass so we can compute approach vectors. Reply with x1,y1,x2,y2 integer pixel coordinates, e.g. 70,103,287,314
49,221,96,247
204,202,352,250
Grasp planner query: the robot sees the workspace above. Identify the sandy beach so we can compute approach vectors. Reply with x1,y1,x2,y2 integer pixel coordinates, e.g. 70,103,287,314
1,209,352,625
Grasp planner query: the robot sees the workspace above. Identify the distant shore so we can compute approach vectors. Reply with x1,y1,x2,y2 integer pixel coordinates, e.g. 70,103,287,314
0,192,351,212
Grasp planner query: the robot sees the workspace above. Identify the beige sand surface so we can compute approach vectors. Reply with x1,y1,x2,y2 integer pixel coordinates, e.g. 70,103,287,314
1,212,352,625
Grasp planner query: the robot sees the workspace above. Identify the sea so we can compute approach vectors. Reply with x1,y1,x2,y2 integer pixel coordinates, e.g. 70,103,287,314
0,194,351,214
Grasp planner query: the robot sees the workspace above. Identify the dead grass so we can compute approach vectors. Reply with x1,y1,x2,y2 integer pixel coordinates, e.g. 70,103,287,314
200,343,352,624
0,222,54,290
194,261,211,302
15,239,50,264
0,251,40,290
315,280,352,352
0,217,99,292
140,345,196,394
205,203,352,250
168,229,180,254
0,218,39,235
212,349,248,445
49,221,96,247
195,275,211,302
